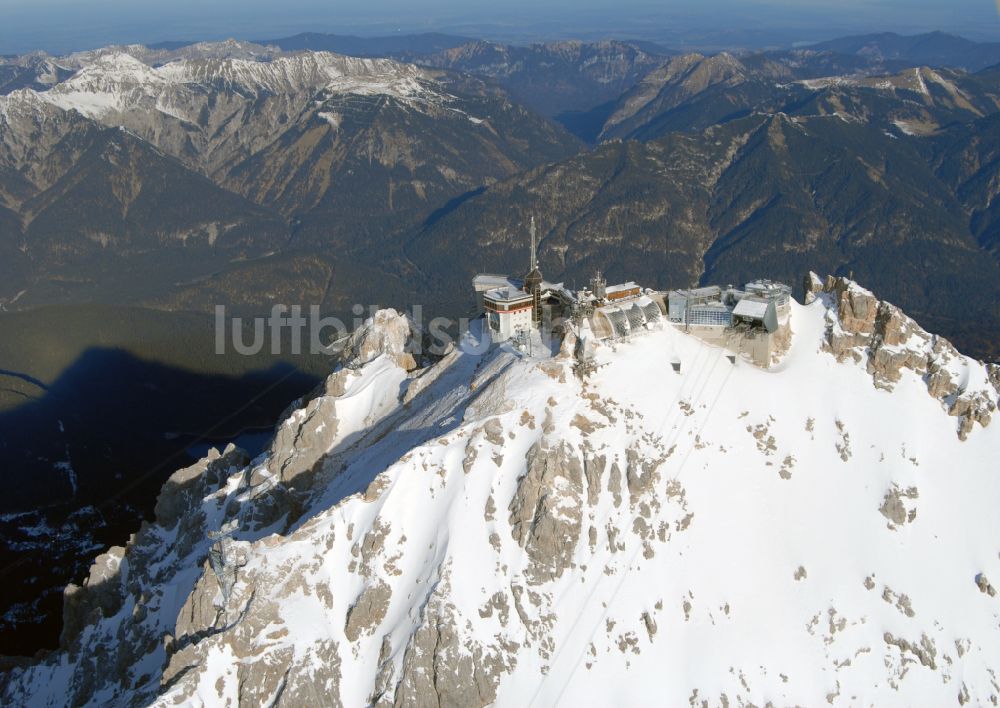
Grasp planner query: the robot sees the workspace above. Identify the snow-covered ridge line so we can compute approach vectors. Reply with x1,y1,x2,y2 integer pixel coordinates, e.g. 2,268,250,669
3,49,440,122
2,283,999,706
154,52,422,93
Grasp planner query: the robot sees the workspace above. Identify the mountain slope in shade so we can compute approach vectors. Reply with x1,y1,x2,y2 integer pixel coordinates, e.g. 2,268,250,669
2,282,997,705
22,126,289,264
930,111,1000,257
0,203,27,294
0,94,102,208
0,116,291,304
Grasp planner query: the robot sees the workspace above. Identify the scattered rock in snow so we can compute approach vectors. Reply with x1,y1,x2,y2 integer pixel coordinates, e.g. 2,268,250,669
642,612,657,640
879,485,919,528
483,418,505,446
884,631,937,670
882,586,916,617
834,419,851,461
975,573,997,597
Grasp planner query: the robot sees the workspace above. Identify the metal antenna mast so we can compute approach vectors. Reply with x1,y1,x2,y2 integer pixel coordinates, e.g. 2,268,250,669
529,215,537,272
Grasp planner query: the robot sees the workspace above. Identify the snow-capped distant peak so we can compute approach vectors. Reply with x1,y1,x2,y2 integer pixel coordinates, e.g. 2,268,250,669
157,51,425,95
23,49,436,121
40,52,168,118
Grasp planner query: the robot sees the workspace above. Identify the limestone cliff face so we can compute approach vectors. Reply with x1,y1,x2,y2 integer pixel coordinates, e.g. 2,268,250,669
266,310,417,499
807,272,998,439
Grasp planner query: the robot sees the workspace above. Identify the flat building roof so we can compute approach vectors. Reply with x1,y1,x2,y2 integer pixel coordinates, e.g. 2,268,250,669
484,287,533,303
732,298,770,319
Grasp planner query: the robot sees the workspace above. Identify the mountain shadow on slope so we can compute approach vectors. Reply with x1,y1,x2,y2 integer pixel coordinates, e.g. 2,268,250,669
0,348,322,656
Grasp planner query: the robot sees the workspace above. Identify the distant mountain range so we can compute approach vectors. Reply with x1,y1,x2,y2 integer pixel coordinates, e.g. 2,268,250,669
0,48,578,313
809,31,1000,73
1,32,1000,358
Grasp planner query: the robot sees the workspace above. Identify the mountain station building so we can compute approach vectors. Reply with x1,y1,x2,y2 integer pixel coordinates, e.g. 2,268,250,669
472,219,792,367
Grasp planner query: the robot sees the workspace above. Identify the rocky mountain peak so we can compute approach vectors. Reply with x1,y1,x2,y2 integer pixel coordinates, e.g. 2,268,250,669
3,291,998,706
341,308,419,371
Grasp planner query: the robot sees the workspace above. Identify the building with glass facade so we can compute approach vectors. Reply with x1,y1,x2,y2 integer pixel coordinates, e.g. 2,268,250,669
668,279,791,330
685,304,734,327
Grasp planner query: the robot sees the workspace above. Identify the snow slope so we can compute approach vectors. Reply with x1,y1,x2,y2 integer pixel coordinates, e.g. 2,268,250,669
1,279,998,707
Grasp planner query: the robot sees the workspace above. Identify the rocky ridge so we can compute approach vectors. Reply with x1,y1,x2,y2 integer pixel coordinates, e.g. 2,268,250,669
2,287,999,706
807,272,999,439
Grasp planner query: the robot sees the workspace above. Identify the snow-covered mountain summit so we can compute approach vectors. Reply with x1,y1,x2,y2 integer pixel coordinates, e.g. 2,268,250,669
0,44,485,179
41,50,430,119
2,276,998,706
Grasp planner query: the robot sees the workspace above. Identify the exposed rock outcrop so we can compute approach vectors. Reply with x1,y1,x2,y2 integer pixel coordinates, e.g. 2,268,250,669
59,545,127,646
269,372,349,488
808,272,997,439
387,590,515,708
879,484,919,529
976,573,997,597
508,441,584,584
269,309,417,490
345,581,393,642
154,444,250,531
341,309,419,372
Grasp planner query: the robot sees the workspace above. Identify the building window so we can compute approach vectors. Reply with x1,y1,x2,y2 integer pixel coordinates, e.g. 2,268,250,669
687,308,731,326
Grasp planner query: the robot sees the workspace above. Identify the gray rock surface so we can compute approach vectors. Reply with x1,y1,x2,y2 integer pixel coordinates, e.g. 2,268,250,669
508,441,584,584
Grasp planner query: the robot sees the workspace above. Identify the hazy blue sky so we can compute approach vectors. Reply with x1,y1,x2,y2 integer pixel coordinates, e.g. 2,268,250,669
2,0,999,55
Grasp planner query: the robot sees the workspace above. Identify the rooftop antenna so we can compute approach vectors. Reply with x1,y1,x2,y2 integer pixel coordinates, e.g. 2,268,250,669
529,215,538,272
